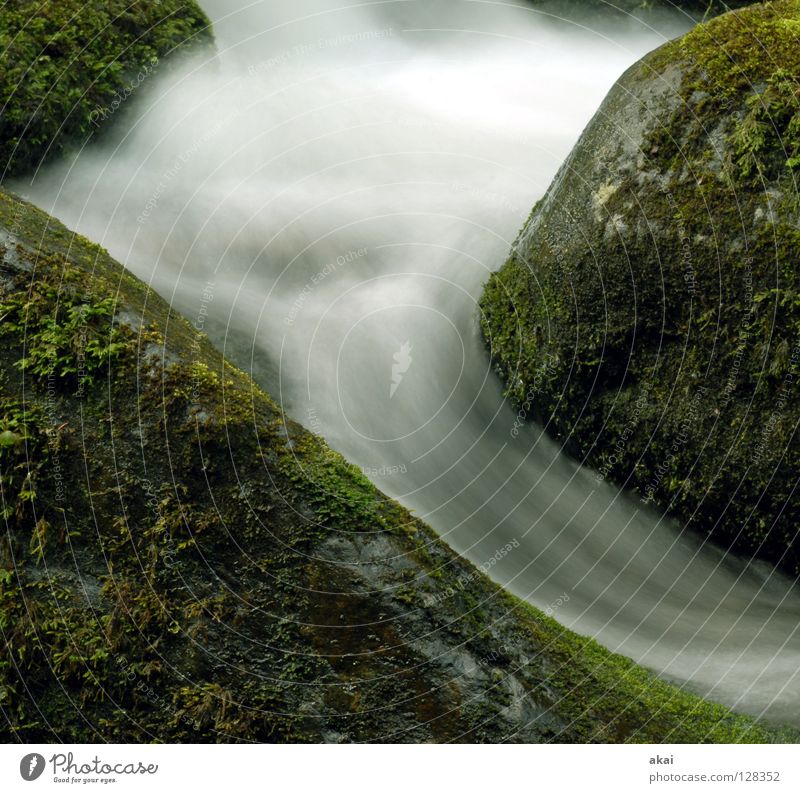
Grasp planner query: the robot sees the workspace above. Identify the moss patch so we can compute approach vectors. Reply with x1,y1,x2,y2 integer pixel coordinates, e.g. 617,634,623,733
0,0,213,179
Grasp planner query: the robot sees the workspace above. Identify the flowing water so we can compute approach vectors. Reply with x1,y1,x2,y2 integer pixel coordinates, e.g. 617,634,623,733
18,0,800,724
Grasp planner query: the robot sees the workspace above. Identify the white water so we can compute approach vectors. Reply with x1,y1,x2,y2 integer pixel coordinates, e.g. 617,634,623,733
18,0,800,724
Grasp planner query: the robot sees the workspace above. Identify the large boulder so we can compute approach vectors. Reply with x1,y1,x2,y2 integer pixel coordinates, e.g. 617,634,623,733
0,0,213,179
480,1,800,572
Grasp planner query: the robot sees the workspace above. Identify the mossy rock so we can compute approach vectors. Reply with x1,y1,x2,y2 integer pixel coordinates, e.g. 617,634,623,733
0,186,786,742
480,1,800,573
0,0,213,180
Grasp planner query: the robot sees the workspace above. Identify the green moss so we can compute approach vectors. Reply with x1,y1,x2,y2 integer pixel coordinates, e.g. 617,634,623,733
0,0,213,179
511,598,767,743
0,398,48,524
672,0,800,94
666,1,800,177
0,276,131,389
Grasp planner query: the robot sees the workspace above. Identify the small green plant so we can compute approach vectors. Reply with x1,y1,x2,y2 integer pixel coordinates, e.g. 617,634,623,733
0,284,129,390
0,399,48,523
731,70,800,178
0,0,212,177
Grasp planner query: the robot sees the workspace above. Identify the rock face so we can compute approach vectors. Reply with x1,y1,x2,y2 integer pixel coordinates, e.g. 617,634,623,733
0,0,212,179
480,1,800,573
0,188,776,743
